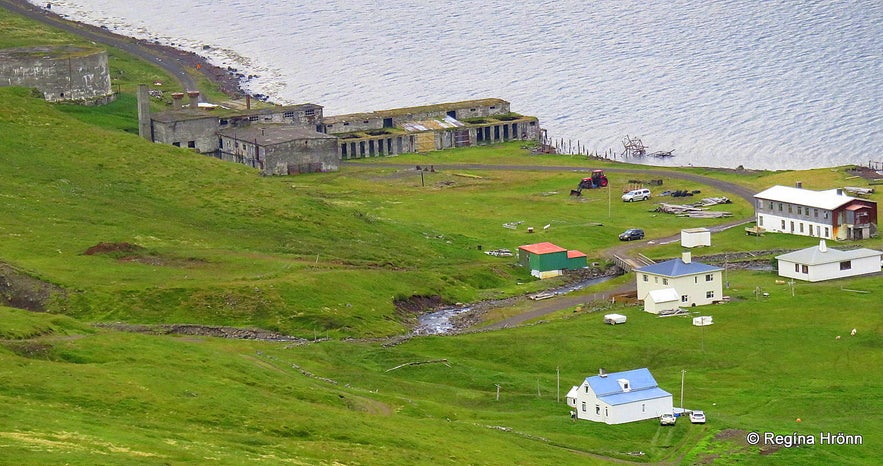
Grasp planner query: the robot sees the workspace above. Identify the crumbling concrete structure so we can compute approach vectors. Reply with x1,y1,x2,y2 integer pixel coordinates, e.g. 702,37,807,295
0,45,114,104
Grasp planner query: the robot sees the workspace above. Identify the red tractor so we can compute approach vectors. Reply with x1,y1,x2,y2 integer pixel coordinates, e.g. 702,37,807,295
571,170,608,196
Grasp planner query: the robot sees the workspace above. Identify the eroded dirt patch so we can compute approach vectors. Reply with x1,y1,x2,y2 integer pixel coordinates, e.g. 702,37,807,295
0,262,65,311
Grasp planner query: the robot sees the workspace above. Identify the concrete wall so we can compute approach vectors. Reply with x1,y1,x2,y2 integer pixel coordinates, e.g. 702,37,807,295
0,46,113,104
151,115,222,153
263,137,339,175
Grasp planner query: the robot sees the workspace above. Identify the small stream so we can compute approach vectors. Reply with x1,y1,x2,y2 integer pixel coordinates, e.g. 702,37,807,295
414,275,617,336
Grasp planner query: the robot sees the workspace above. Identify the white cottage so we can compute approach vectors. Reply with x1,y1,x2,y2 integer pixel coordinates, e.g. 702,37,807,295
566,368,673,424
776,240,882,282
635,252,724,308
644,288,681,315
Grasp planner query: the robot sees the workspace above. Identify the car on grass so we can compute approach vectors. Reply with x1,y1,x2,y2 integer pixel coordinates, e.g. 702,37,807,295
619,228,645,241
621,188,651,202
689,410,706,424
659,413,676,426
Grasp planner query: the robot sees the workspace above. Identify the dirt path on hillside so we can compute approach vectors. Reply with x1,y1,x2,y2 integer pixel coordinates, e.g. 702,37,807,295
0,0,245,97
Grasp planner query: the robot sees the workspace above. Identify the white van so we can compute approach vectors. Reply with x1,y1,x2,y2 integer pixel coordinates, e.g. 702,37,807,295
622,188,651,202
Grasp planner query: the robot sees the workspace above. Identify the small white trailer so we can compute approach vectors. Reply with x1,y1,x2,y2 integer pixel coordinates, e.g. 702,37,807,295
604,313,628,325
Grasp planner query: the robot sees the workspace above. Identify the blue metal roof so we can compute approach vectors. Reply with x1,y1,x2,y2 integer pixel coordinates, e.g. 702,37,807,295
636,258,722,277
585,368,672,405
600,387,673,406
587,368,658,395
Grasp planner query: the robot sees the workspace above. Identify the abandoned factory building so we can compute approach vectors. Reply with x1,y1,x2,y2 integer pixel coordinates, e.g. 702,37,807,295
137,85,541,175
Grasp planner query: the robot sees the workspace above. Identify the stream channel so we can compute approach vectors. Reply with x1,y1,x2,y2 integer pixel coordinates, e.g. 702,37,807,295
413,275,617,336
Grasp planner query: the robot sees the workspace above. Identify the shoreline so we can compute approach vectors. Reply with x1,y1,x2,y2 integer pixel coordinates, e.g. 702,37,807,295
6,0,248,98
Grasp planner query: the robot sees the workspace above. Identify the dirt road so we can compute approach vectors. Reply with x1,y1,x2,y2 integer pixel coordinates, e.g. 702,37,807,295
0,0,243,97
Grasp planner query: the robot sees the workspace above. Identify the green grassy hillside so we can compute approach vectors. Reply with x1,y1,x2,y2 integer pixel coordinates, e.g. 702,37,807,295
1,6,881,463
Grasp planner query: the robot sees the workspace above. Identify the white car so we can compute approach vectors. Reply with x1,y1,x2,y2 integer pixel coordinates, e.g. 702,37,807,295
621,188,651,202
659,413,676,426
689,410,706,424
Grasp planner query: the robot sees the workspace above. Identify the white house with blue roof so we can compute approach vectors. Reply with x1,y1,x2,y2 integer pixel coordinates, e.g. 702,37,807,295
635,252,724,310
566,368,673,424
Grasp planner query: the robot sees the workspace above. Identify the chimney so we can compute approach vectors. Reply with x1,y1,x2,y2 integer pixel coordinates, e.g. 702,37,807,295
136,84,151,141
246,94,251,110
599,368,607,378
819,240,827,253
187,91,200,109
836,188,843,196
171,92,184,109
682,251,692,264
796,181,802,189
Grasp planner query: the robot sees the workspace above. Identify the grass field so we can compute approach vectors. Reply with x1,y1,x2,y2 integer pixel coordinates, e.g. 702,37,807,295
1,7,882,464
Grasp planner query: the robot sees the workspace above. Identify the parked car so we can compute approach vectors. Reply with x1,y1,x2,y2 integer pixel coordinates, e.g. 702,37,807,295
659,413,676,426
619,228,645,241
689,410,706,424
622,188,651,202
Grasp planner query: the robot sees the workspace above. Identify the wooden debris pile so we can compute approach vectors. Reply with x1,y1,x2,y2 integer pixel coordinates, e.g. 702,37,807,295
655,197,733,218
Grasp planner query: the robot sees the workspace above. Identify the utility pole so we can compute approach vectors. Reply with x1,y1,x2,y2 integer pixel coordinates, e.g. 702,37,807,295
680,369,686,411
556,366,560,403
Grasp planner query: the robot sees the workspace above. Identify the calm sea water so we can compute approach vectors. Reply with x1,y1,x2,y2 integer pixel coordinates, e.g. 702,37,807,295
36,0,882,170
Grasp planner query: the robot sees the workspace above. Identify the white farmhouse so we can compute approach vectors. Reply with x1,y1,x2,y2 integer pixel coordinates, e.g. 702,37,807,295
776,240,882,282
754,185,877,240
566,368,673,424
635,252,723,309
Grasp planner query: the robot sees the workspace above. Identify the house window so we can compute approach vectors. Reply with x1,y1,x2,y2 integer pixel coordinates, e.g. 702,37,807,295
581,402,586,412
172,142,181,147
585,386,589,393
794,264,800,273
187,141,196,148
249,116,259,121
218,138,223,148
283,111,295,118
768,201,773,209
825,227,829,237
824,211,829,219
642,403,646,413
759,216,764,226
706,274,713,281
802,265,808,273
643,274,648,282
654,277,659,283
778,203,783,211
781,220,786,229
757,200,763,210
681,295,689,303
596,405,600,415
219,118,228,125
305,109,315,116
706,291,715,299
840,261,852,271
797,206,802,215
814,209,818,217
788,205,793,213
662,278,668,285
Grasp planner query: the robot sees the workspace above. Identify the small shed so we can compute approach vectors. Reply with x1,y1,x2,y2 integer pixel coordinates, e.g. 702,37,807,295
518,242,586,279
681,228,711,248
644,288,680,314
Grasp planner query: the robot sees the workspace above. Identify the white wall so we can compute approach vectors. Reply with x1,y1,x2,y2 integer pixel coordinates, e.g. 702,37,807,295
757,213,833,239
779,256,883,282
637,271,723,306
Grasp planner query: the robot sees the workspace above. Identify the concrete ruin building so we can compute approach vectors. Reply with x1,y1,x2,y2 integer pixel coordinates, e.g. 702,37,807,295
137,86,541,175
0,45,114,105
